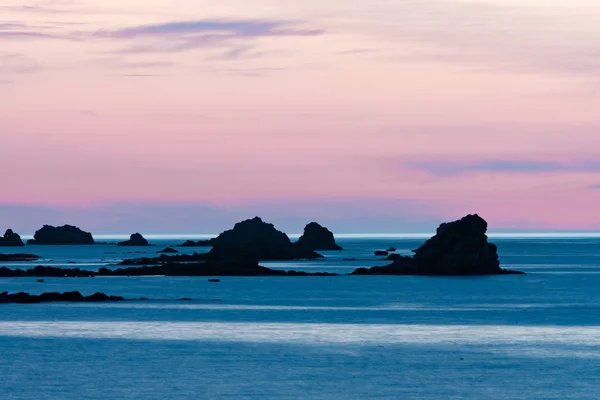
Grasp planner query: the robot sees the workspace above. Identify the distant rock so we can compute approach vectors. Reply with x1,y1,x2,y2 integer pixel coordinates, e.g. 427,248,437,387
118,233,150,247
374,250,388,256
177,240,211,247
0,253,40,262
157,247,179,253
296,222,342,251
0,229,24,247
0,291,125,304
387,247,397,252
352,214,524,276
176,217,323,261
27,225,94,245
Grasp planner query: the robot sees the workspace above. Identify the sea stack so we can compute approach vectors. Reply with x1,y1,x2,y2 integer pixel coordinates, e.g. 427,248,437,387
201,217,323,261
352,214,524,275
118,233,150,246
26,225,95,245
0,229,24,247
296,222,343,251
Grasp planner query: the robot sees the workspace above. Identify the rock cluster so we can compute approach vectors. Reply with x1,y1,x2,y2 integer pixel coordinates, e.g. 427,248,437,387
177,217,323,260
0,229,24,246
27,225,95,245
0,291,125,304
352,214,524,276
0,253,40,262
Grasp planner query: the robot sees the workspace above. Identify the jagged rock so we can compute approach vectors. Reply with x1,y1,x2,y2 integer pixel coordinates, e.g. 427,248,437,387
296,222,342,251
0,291,125,304
27,225,94,245
0,229,24,247
352,214,524,276
157,247,179,253
176,217,323,260
0,253,40,262
118,233,149,246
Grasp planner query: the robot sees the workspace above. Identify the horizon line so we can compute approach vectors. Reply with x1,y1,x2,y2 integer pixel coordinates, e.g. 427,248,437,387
16,232,600,240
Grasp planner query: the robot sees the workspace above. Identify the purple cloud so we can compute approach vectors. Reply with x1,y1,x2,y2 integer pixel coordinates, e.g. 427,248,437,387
97,19,324,53
407,160,600,176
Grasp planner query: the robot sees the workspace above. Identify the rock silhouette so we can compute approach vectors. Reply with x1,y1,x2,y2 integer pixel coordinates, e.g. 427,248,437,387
0,291,125,304
27,225,95,245
0,262,338,278
296,222,342,251
0,229,24,247
0,253,40,262
158,247,179,253
118,233,150,246
176,217,323,260
352,214,524,275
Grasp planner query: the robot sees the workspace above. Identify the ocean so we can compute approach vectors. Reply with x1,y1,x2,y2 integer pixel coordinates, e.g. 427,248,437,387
1,236,600,399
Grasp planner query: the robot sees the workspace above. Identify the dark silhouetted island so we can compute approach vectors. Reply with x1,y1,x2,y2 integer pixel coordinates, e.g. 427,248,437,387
0,253,40,262
1,291,125,304
118,233,150,246
176,217,323,260
296,222,343,251
352,214,524,276
158,247,179,253
0,229,24,247
27,225,95,245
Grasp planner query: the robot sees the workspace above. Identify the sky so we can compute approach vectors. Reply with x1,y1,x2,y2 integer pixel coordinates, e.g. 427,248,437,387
2,0,600,233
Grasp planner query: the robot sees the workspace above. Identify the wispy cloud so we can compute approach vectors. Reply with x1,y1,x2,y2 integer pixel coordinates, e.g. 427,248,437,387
97,19,324,54
0,52,40,74
359,0,600,78
407,160,600,176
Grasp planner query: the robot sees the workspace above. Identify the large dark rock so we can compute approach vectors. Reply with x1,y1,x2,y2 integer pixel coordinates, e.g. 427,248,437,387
296,222,342,251
0,229,24,247
118,233,149,246
351,214,524,276
0,291,125,304
176,217,323,260
27,225,94,245
0,253,39,262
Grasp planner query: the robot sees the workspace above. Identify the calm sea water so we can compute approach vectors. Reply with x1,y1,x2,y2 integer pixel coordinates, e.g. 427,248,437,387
1,237,600,399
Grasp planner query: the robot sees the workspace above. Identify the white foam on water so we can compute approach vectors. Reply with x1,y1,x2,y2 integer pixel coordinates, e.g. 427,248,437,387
2,321,600,348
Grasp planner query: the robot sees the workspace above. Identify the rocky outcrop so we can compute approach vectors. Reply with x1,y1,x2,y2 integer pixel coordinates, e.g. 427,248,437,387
0,262,338,278
296,222,342,251
118,233,149,246
0,265,94,277
0,291,125,304
351,214,524,276
158,247,178,253
176,217,323,260
27,225,94,245
0,253,40,262
374,250,388,256
0,229,24,246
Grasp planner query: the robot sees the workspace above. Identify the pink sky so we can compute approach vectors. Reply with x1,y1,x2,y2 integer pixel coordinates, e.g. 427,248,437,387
2,0,600,232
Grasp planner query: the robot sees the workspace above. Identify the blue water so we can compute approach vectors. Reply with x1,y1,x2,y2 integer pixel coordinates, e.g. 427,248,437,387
1,237,600,399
